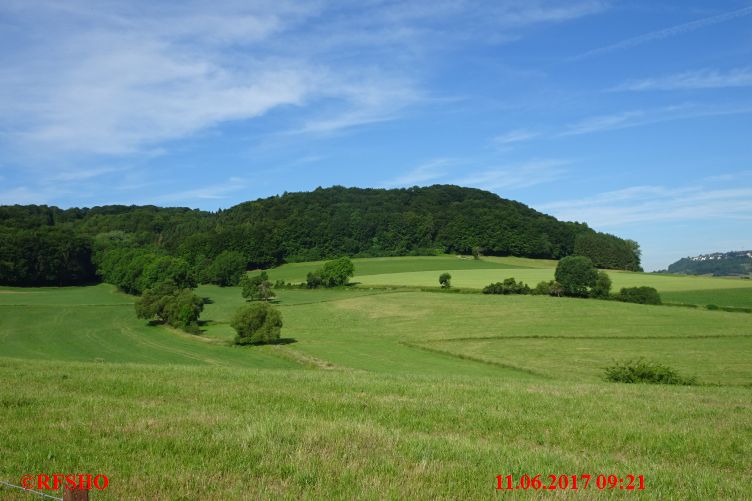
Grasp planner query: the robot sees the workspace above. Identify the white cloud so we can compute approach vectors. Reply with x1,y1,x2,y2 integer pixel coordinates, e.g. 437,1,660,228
572,5,752,60
611,67,752,92
560,104,752,136
0,0,607,162
539,184,752,227
452,159,568,191
493,129,539,145
152,177,248,204
381,158,455,187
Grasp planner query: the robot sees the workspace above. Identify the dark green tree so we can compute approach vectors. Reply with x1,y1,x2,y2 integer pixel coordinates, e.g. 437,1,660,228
231,302,283,345
555,256,598,297
590,271,612,299
439,272,451,288
203,250,247,286
319,256,355,287
135,280,203,331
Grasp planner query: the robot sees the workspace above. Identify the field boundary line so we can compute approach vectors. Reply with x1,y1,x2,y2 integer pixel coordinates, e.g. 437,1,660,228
400,341,549,379
423,334,752,343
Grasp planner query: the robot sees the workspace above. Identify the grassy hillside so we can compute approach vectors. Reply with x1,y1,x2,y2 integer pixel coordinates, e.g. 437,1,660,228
1,256,751,499
264,255,752,307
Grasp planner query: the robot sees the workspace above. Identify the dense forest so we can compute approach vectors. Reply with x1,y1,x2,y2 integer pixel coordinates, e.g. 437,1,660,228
666,252,752,276
0,185,642,286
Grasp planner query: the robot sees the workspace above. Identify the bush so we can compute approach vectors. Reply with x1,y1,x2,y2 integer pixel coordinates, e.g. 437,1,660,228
231,302,283,345
482,278,530,295
555,255,597,297
306,271,323,289
135,279,204,332
531,280,563,297
706,304,719,311
240,271,274,301
320,257,355,287
604,359,696,385
439,272,451,288
590,270,612,299
616,286,661,305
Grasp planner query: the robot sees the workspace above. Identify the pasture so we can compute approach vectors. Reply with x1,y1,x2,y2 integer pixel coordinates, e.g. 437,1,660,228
1,256,751,499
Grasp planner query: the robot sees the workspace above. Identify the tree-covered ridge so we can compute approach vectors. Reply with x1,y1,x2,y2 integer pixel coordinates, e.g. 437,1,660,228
666,251,752,276
0,185,642,286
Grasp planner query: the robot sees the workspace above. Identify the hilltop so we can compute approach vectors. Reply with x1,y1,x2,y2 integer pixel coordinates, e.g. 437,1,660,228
666,250,752,277
0,185,641,286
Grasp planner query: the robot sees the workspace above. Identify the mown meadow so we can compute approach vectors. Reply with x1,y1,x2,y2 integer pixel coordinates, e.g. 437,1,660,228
1,256,751,499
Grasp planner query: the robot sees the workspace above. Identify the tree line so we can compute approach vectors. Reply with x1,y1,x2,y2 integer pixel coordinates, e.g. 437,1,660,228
0,185,642,286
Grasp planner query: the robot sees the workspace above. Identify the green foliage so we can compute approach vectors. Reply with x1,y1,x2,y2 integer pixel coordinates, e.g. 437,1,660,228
530,280,564,297
202,250,247,286
135,280,203,331
604,359,696,385
0,227,96,286
0,186,642,286
574,233,642,271
240,271,274,301
555,256,597,297
306,257,354,288
439,272,452,288
616,286,662,305
231,302,283,345
482,278,530,295
320,257,355,287
667,252,752,276
590,271,612,299
306,271,323,289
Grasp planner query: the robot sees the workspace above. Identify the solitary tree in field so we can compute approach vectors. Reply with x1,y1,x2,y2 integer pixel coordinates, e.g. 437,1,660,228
439,272,452,288
555,256,597,297
319,256,355,287
231,302,283,345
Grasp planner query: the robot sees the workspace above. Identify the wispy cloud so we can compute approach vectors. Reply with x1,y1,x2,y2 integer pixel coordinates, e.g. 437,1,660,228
0,0,605,160
539,184,752,227
611,67,752,92
572,5,752,60
151,177,248,204
493,129,540,145
561,103,752,136
452,159,569,191
380,158,455,187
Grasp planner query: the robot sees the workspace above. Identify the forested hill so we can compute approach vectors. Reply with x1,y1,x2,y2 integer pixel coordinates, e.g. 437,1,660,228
666,251,752,276
0,185,642,286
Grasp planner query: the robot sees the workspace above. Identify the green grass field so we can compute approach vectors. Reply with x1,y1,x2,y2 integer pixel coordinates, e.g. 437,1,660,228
1,256,751,499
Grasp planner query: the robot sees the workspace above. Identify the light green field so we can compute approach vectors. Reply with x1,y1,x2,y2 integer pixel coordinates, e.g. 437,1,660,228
0,284,295,368
356,267,752,293
1,257,751,499
261,254,531,283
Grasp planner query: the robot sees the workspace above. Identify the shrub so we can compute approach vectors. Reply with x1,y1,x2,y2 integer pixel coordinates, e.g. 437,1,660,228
439,272,452,288
231,302,283,345
616,286,661,305
482,278,530,295
555,256,597,297
135,279,204,332
320,257,355,287
240,272,274,301
590,270,612,299
306,271,323,289
531,280,563,297
706,304,719,311
604,359,696,385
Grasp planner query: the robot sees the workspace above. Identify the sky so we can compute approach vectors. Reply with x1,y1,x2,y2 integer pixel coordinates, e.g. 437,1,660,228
0,1,751,270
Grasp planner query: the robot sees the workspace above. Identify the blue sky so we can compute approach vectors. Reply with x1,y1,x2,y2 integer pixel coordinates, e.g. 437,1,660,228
1,1,751,270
